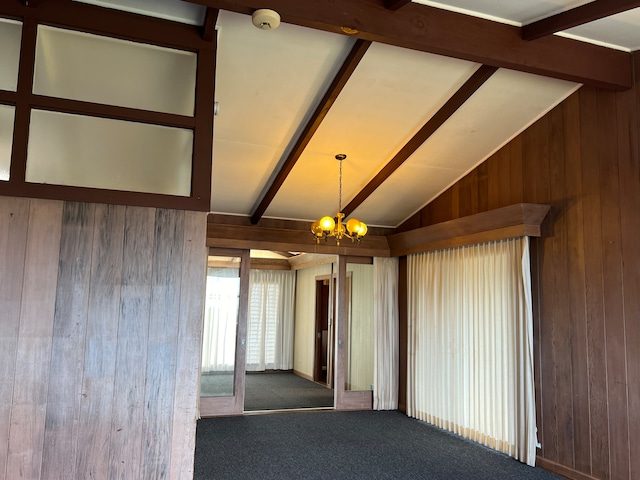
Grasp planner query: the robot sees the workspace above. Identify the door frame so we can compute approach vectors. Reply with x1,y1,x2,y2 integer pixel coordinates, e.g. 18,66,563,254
199,247,250,417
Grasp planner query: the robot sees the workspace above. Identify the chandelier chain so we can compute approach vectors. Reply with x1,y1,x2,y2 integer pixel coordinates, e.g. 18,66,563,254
338,158,343,213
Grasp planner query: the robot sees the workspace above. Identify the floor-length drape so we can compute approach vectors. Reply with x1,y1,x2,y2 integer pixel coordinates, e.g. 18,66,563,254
246,269,296,371
407,237,537,466
373,257,399,410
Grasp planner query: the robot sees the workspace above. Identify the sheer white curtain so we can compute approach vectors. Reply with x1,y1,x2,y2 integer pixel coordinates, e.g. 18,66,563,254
407,237,537,466
373,257,399,410
201,267,240,372
246,269,296,371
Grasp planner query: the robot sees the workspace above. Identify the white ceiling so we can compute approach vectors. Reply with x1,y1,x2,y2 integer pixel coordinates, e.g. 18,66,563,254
74,0,640,227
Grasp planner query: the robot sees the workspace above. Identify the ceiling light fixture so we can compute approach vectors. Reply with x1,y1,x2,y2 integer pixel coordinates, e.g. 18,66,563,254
311,154,367,246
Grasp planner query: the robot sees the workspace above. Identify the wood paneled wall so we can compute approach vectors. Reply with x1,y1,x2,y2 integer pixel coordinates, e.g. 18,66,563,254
398,55,640,480
0,196,207,480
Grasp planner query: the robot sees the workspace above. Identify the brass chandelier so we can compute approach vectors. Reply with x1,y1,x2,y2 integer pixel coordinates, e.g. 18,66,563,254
311,154,367,245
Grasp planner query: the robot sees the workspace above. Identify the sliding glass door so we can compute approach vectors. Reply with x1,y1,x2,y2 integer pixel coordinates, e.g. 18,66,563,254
199,248,249,417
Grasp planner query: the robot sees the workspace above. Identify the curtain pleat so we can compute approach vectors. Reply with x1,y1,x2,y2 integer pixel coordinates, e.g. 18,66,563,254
373,257,399,410
407,237,537,466
246,269,296,371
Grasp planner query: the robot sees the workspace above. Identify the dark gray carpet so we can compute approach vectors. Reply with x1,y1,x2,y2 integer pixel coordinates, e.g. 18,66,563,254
244,372,334,411
194,410,562,480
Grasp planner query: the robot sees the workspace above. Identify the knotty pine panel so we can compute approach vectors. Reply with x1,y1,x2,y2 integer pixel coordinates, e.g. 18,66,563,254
0,196,207,480
398,64,640,479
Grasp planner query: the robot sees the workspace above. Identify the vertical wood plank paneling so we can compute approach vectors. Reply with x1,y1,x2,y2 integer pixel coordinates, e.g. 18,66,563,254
75,204,126,479
169,211,207,480
109,206,156,480
0,197,30,477
597,89,630,480
6,199,63,480
450,182,460,220
562,93,592,475
141,209,184,480
497,146,511,207
548,105,575,468
508,137,524,204
487,154,501,209
397,79,640,480
41,202,95,480
620,54,640,480
579,87,610,480
532,114,560,463
457,171,472,218
477,161,489,212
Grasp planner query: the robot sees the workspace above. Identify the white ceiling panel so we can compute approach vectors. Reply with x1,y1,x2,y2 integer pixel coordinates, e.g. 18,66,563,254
356,164,466,227
412,0,592,25
561,8,640,51
73,0,206,25
353,69,579,226
210,141,286,215
264,43,479,221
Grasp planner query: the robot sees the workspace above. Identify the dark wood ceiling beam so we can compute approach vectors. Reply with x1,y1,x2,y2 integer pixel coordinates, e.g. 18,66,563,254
341,64,497,219
201,7,219,41
384,0,411,11
523,0,640,41
0,0,211,52
187,0,631,90
249,39,372,224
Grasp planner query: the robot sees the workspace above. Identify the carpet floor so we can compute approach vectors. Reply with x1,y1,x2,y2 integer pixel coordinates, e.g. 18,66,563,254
200,371,334,411
194,410,562,480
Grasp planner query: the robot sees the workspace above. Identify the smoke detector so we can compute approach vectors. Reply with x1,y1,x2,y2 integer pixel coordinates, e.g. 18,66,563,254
251,9,281,30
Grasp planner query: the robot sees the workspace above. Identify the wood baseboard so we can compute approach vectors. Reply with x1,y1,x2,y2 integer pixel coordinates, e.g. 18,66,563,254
292,369,314,382
536,456,600,480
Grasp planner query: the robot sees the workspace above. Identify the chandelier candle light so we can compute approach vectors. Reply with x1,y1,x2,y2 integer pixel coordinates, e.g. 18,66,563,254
311,154,367,245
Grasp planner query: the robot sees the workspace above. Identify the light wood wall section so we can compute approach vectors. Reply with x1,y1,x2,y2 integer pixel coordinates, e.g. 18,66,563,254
397,53,640,480
0,196,207,480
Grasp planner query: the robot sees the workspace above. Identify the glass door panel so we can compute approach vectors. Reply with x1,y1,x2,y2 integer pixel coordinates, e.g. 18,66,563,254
199,249,249,417
200,257,240,397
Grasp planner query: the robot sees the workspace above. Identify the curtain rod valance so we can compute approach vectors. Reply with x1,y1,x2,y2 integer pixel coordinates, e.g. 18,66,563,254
387,203,550,257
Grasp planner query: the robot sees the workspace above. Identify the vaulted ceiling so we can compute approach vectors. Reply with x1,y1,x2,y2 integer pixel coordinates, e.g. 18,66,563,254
68,1,640,227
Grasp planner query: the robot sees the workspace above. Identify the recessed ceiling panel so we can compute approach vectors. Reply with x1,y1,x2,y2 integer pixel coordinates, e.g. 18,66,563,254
0,105,14,181
33,26,197,115
354,69,579,226
73,0,206,25
0,18,22,92
265,43,479,222
211,10,354,214
26,110,192,196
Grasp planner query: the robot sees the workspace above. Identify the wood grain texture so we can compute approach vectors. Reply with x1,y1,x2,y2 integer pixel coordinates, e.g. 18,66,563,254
387,204,550,256
75,204,126,480
141,209,184,480
6,199,63,480
41,202,95,480
597,88,630,480
562,93,591,475
108,206,155,479
397,76,640,480
621,54,640,480
170,211,207,480
0,199,206,479
0,197,30,477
